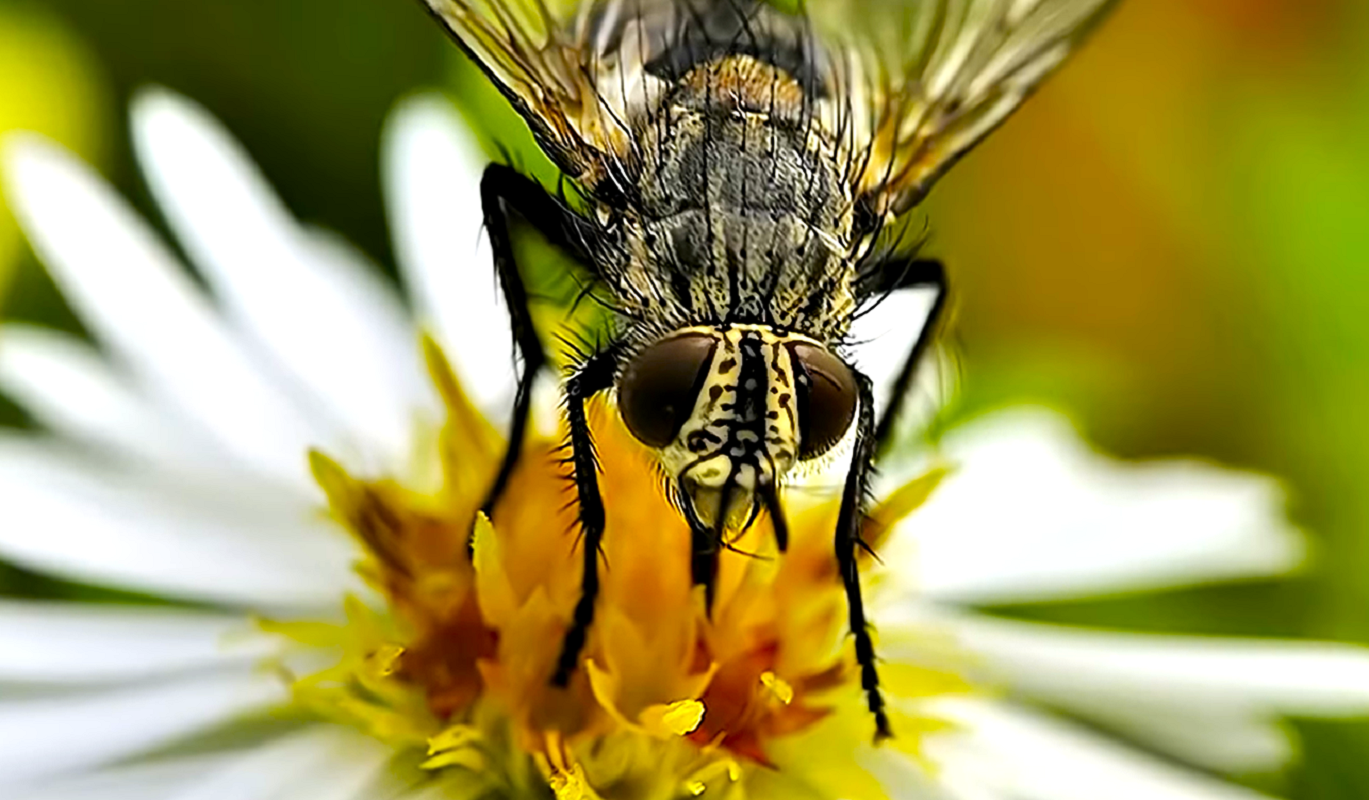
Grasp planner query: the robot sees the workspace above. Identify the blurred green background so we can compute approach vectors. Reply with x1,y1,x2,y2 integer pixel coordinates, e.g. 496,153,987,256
1,0,1368,795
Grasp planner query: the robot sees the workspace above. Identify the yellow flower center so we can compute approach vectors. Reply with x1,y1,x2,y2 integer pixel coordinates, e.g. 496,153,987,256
264,339,965,798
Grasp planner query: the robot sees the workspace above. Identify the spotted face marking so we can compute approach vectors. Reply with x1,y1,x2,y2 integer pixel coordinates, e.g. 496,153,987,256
617,324,851,531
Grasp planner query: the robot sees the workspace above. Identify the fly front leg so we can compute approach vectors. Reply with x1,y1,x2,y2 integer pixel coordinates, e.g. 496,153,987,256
480,164,620,687
552,348,619,685
834,367,891,741
839,257,947,739
478,164,599,517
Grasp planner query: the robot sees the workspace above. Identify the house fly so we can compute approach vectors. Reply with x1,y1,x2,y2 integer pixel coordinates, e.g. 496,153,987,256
417,0,1118,739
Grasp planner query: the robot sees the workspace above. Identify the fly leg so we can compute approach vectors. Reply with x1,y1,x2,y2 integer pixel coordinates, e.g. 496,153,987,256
480,164,616,686
552,349,619,685
834,366,892,741
839,258,947,741
478,163,598,516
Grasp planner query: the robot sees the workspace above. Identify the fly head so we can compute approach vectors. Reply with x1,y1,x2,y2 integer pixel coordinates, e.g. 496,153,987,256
616,324,856,535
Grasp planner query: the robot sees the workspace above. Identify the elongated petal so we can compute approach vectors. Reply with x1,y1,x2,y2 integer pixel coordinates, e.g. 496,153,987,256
880,408,1304,605
0,601,277,684
0,671,283,789
383,94,516,419
859,742,993,800
1,134,326,488
950,614,1369,715
166,726,391,800
0,436,356,608
0,324,225,468
131,90,427,465
925,698,1275,800
13,753,245,800
929,613,1369,771
1055,701,1293,775
849,285,950,429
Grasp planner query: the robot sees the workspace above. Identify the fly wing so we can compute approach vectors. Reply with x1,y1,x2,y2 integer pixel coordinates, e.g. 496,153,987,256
421,0,730,192
422,0,1115,211
420,0,637,183
809,0,1119,217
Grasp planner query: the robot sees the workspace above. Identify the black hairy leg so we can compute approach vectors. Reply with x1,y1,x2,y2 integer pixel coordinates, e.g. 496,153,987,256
551,348,619,686
480,164,621,687
834,366,892,741
478,163,599,517
839,257,948,739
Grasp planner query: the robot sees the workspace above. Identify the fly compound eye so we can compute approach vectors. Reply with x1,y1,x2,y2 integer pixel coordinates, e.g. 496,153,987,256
618,333,718,448
789,343,857,460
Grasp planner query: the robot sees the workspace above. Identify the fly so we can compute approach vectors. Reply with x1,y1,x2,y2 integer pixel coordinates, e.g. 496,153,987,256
417,0,1118,740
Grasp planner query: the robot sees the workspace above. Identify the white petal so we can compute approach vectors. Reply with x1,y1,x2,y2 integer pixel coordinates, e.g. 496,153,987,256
131,90,426,465
0,436,356,608
305,225,434,405
929,613,1369,771
0,601,275,684
849,285,950,429
0,134,324,488
926,776,1009,800
13,753,243,800
0,325,227,468
0,671,283,788
1052,701,1294,776
925,698,1275,800
881,408,1304,605
167,725,391,800
383,93,516,419
270,732,392,800
950,614,1369,716
859,745,986,800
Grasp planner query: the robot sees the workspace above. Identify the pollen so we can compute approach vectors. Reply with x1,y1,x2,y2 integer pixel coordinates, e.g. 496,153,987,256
760,672,794,706
263,339,963,798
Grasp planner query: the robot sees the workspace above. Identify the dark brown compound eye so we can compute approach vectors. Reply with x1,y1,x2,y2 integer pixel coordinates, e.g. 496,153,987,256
618,334,717,448
789,342,857,459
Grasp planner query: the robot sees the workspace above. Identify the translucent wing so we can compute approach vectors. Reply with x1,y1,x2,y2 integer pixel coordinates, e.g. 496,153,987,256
421,0,1116,213
420,0,636,184
808,0,1119,216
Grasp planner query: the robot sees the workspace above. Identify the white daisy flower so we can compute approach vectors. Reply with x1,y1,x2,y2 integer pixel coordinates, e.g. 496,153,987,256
1,88,1367,800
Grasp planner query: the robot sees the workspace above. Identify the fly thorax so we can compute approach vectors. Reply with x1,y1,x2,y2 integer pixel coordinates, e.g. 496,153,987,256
626,56,858,334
